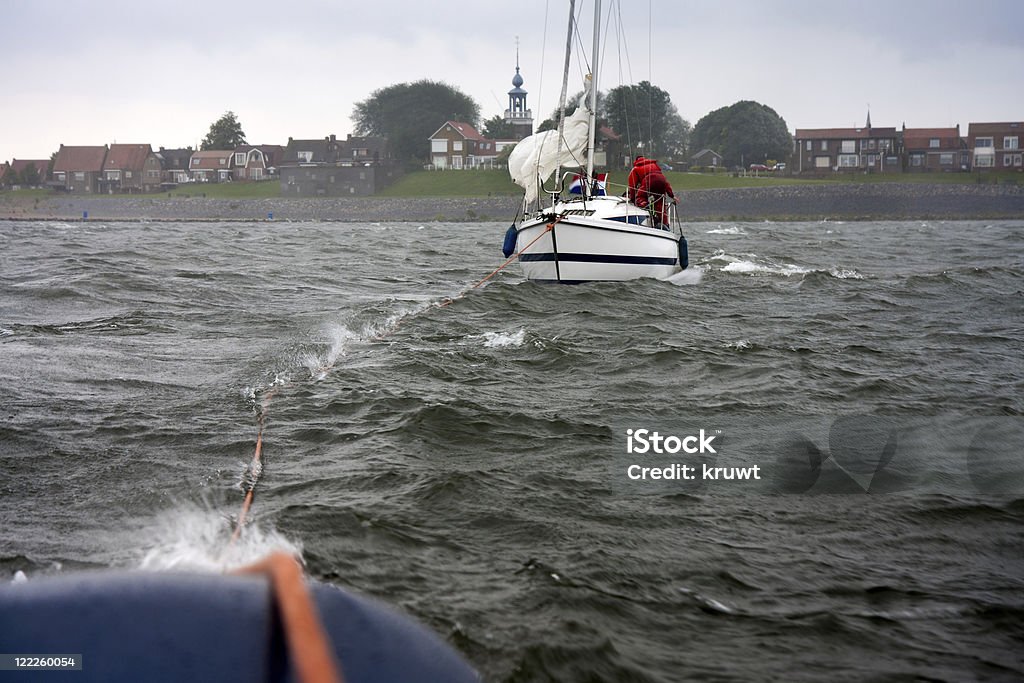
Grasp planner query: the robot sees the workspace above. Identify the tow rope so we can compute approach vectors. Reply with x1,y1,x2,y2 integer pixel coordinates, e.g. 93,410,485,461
230,219,555,541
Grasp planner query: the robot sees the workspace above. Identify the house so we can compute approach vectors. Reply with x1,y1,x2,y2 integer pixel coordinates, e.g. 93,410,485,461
968,122,1024,171
690,149,725,170
158,147,194,184
901,126,968,172
278,134,400,196
793,115,900,174
4,158,51,187
232,144,284,181
189,150,234,182
595,126,622,169
52,145,108,193
100,144,163,193
428,121,498,169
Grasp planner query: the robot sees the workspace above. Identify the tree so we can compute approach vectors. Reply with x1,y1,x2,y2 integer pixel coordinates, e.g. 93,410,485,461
20,162,41,187
481,115,517,140
1,164,17,188
690,101,792,168
605,81,690,160
353,80,480,161
201,111,246,150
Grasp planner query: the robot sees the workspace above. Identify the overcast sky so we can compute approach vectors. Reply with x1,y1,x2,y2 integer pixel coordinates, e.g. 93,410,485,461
3,0,1023,160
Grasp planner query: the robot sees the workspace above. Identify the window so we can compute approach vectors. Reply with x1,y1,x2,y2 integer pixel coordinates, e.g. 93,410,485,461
814,156,830,168
430,140,447,153
975,137,994,148
910,153,924,167
841,140,855,153
1005,136,1020,149
75,172,85,181
820,140,828,151
805,140,812,151
975,154,994,167
452,156,463,169
1014,154,1023,167
192,158,200,166
940,153,954,165
125,171,132,179
235,153,246,165
453,140,463,152
298,151,313,163
1004,155,1015,167
929,138,940,148
105,170,120,180
838,154,858,167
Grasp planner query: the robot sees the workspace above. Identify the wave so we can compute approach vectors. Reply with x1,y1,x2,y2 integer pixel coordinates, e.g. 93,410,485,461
135,504,301,573
708,249,864,280
476,328,527,349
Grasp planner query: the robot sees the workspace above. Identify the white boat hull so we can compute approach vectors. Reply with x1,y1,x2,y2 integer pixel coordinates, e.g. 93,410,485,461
514,196,685,282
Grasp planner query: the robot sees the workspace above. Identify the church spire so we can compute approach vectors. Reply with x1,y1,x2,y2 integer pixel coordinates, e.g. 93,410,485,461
504,36,533,140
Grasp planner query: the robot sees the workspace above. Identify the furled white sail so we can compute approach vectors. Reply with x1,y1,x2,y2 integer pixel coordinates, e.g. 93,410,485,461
507,104,591,207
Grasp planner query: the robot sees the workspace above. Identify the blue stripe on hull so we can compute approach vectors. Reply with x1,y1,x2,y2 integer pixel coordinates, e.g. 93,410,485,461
520,252,678,266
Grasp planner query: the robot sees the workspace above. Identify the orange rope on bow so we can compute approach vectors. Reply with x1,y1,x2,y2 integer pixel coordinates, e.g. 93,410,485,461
233,552,345,683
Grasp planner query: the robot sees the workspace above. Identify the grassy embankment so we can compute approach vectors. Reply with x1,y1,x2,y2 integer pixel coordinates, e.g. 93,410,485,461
2,168,1019,201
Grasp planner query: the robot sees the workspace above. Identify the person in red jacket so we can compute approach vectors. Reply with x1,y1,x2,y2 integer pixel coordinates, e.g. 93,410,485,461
627,156,677,228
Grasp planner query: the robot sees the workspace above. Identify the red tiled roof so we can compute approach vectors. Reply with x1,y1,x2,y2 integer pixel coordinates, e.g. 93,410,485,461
104,144,153,171
53,145,107,173
438,121,486,141
795,127,898,139
190,150,233,170
9,159,50,174
903,128,960,149
968,121,1024,136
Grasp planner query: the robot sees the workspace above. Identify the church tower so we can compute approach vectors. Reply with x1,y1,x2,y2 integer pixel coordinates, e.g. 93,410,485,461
503,39,533,140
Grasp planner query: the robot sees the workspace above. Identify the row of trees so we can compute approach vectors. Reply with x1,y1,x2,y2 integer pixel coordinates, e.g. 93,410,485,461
1,162,46,188
350,79,793,168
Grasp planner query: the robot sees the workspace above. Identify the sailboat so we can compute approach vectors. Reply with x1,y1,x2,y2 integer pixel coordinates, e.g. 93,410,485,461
504,0,690,283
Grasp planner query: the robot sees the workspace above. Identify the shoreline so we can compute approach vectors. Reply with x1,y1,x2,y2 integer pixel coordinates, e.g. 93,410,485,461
2,183,1022,223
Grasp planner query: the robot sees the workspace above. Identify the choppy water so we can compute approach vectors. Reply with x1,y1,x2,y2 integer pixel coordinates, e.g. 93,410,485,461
1,218,1023,681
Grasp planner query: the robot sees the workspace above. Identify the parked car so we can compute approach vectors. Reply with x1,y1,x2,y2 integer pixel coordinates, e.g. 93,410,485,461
772,162,786,172
749,163,769,172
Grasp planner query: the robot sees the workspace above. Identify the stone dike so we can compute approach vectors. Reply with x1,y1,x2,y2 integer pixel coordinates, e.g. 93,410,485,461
2,182,1022,223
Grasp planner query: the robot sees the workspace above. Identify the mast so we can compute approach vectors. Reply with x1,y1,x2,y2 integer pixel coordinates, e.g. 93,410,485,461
552,0,576,203
585,0,600,197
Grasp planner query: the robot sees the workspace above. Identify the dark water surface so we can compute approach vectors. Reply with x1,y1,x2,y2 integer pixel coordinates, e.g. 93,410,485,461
1,219,1023,681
